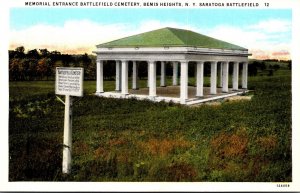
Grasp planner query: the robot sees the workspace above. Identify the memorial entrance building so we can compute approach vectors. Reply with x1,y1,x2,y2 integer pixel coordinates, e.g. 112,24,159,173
93,27,251,105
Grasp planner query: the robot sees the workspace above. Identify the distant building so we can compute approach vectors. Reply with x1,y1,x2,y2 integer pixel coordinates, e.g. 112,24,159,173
93,27,251,105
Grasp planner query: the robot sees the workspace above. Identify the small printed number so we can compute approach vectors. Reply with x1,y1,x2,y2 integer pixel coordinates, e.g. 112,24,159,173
265,3,269,6
277,184,290,188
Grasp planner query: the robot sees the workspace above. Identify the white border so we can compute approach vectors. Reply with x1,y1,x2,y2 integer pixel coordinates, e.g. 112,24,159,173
1,0,299,191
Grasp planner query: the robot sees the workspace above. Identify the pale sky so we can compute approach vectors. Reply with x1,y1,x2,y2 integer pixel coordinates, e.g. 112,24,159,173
10,8,292,60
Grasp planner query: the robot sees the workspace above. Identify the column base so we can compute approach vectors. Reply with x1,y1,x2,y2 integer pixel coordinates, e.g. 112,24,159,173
180,99,187,105
96,91,104,94
148,96,157,101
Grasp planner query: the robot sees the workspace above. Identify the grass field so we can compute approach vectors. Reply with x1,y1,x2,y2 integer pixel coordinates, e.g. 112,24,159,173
9,69,291,181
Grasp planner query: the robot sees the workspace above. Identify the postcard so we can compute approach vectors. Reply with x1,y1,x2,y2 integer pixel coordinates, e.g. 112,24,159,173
0,0,299,191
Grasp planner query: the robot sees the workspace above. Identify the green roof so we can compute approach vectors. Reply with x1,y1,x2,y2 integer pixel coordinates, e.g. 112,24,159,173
97,27,247,50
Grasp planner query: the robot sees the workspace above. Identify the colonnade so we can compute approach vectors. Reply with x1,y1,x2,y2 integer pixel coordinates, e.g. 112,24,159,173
96,60,248,104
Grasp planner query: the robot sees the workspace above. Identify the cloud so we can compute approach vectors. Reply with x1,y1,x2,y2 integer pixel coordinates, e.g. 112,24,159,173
10,20,131,54
249,49,290,60
201,19,291,60
247,19,291,33
10,18,291,60
272,50,290,56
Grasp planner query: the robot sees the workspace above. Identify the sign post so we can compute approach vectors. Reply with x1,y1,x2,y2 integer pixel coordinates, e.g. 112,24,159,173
55,67,83,174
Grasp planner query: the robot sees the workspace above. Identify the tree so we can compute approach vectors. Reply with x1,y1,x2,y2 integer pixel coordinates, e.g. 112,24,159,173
37,58,52,80
79,53,92,79
13,46,25,58
26,58,38,80
27,49,40,58
260,61,266,70
39,49,50,57
272,64,280,71
9,58,21,81
15,46,25,54
248,63,258,76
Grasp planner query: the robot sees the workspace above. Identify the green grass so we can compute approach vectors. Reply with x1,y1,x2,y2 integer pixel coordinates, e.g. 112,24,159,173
9,69,291,181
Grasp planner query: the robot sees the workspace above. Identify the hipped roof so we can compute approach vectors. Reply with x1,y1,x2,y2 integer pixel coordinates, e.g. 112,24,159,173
97,27,247,51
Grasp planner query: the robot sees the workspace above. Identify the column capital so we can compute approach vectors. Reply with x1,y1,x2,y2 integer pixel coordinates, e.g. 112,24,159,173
197,61,204,64
178,60,189,64
120,60,129,63
147,60,156,64
218,61,229,64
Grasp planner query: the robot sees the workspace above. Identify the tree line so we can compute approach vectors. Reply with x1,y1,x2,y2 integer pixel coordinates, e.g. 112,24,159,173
9,46,96,81
9,46,291,81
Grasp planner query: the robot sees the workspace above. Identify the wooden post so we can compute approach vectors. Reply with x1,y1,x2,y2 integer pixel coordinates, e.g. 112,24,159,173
62,95,72,174
56,67,83,174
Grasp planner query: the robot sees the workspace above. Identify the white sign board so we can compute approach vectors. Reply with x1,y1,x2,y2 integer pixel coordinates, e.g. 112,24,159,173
55,67,84,97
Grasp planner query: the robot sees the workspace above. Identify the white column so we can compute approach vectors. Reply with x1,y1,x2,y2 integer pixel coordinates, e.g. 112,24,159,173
222,61,229,93
149,61,156,97
96,60,104,93
232,62,239,90
210,61,217,94
132,61,138,90
62,95,72,174
242,62,248,89
219,63,223,87
180,61,188,104
121,60,129,95
160,61,166,87
115,61,121,91
172,62,178,86
196,61,204,97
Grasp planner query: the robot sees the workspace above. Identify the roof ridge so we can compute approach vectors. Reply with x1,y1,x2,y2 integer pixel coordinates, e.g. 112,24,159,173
164,27,186,46
166,27,196,47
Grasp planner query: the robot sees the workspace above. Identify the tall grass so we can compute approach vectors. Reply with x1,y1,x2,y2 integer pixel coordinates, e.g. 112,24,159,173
9,69,291,181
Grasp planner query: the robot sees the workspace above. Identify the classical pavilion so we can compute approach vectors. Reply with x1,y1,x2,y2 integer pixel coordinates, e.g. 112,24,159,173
93,27,251,105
